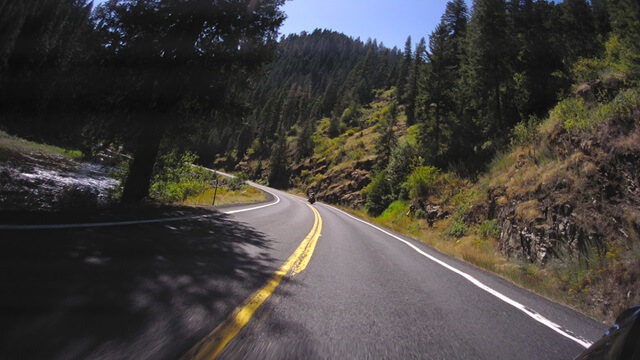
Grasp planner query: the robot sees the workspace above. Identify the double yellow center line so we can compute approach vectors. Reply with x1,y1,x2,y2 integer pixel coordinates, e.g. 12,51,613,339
183,203,323,359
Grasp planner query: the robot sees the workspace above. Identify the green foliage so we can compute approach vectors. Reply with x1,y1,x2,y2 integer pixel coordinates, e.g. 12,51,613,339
365,170,393,216
404,166,440,199
224,176,246,191
511,116,541,147
296,121,314,160
445,218,468,238
573,35,638,84
374,102,399,170
553,88,640,132
596,88,640,123
378,200,409,223
328,116,341,138
150,151,214,203
386,141,418,199
478,219,500,240
406,124,420,146
341,102,359,126
573,57,607,84
107,160,131,201
268,131,290,189
552,97,590,131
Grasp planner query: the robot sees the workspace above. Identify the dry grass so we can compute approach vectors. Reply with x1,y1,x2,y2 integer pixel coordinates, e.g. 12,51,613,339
581,161,599,177
184,186,266,206
333,203,610,322
516,200,541,222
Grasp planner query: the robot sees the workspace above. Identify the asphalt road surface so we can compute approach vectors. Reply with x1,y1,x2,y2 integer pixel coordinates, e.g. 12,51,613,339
0,184,607,359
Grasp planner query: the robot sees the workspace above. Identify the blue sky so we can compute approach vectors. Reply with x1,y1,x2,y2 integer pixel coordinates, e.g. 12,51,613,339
92,0,457,49
279,0,454,49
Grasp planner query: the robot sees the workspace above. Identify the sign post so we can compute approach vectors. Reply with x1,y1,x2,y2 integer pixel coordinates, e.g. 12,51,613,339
212,171,219,206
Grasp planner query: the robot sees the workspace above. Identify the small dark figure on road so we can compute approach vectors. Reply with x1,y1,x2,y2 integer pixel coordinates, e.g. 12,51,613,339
308,191,316,204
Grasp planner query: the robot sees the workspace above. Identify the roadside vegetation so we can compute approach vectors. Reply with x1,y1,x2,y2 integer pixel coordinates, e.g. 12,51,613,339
226,1,640,323
329,32,640,322
0,131,264,211
110,150,265,207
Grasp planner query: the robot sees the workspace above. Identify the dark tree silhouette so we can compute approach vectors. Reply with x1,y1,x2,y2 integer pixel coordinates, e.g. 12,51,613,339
92,0,285,203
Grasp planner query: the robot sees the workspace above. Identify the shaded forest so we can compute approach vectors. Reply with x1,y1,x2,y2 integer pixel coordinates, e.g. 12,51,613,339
0,0,286,203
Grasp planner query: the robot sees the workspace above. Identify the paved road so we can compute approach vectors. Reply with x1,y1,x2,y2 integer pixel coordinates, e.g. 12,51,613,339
0,184,606,359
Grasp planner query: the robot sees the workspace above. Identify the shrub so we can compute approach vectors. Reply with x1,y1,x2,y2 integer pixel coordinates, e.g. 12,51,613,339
225,176,245,191
511,116,541,147
107,160,130,202
404,166,440,199
573,57,606,84
150,150,214,203
365,170,392,216
386,142,418,199
573,35,637,84
596,88,640,124
378,200,408,223
551,97,590,131
446,218,468,238
328,117,341,138
479,219,501,240
414,208,427,219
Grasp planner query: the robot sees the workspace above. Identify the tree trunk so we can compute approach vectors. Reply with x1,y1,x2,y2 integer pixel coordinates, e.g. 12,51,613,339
121,123,164,204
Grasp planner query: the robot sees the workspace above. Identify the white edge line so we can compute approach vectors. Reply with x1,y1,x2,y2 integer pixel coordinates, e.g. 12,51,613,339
325,204,593,349
0,214,216,230
0,181,280,230
223,186,280,214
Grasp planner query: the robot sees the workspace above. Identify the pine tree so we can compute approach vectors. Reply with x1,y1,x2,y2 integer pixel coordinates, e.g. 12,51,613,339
396,36,412,104
296,121,314,160
558,0,598,63
509,0,563,119
464,0,514,137
268,129,290,189
609,0,640,52
375,102,399,170
419,24,451,167
405,37,426,126
592,0,612,40
328,115,341,138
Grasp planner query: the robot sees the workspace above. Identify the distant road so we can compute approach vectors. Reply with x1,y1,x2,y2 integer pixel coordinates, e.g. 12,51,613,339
0,183,606,359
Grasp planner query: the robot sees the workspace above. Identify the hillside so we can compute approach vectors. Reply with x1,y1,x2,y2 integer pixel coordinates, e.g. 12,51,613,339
466,84,640,322
201,30,403,162
227,34,640,322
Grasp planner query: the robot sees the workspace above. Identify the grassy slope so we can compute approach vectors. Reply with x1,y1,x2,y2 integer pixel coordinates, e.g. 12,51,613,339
292,89,405,206
0,130,83,162
184,185,266,207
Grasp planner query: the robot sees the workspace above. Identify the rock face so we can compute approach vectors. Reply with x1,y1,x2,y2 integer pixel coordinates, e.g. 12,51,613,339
291,156,374,208
408,200,449,226
490,113,640,265
496,200,587,264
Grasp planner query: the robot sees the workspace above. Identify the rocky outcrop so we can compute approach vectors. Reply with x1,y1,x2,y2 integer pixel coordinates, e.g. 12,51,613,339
315,165,372,208
496,199,592,264
291,156,374,208
490,112,640,265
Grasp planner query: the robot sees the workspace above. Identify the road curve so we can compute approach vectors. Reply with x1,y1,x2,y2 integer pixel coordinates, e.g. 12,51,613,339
0,183,606,359
216,186,606,359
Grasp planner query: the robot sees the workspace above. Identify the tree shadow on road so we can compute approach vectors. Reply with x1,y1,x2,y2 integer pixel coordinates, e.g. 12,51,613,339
0,209,294,359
